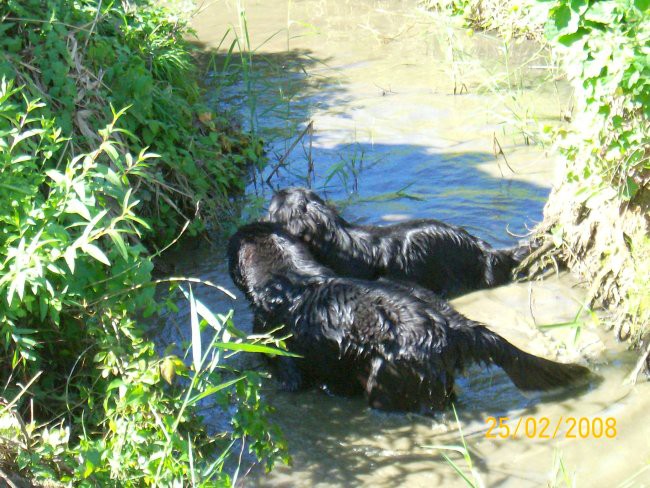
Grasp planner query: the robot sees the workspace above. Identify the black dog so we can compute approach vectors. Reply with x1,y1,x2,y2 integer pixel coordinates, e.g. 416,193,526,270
228,221,589,413
267,187,532,297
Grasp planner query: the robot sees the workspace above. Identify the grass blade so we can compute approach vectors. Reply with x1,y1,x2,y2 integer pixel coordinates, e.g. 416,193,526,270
188,285,202,372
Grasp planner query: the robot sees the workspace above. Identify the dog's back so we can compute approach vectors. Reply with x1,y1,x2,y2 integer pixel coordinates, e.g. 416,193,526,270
267,188,532,296
228,222,591,413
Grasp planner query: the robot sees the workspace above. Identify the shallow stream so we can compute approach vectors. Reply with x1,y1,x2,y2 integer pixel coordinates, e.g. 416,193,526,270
163,1,649,485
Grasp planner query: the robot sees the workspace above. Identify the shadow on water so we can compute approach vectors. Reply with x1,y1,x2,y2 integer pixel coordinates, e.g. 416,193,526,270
192,44,343,136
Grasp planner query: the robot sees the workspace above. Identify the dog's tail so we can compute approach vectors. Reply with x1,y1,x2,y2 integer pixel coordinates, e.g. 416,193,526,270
451,320,591,391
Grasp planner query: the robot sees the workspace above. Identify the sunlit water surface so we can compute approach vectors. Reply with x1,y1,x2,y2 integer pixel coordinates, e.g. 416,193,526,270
159,1,650,486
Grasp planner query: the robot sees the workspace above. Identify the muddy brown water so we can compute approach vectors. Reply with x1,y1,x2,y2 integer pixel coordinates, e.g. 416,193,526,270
161,0,649,485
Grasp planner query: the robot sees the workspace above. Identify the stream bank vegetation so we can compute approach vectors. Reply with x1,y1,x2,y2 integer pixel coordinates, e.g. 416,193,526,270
423,0,649,366
0,0,288,486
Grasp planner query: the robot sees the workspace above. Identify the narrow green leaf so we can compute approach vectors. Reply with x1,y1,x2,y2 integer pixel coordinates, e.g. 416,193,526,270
107,379,125,391
45,169,66,184
39,296,48,321
621,177,639,201
179,287,224,331
82,210,108,239
102,142,119,162
14,271,26,302
122,187,133,212
96,165,122,187
188,376,244,405
82,243,111,266
64,247,76,273
108,230,129,260
0,183,33,195
212,342,300,357
440,453,477,487
189,285,202,372
66,199,92,221
11,128,45,148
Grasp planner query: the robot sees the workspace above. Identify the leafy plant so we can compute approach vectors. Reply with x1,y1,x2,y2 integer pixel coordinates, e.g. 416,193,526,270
545,0,649,200
538,0,649,340
0,0,265,244
0,77,286,486
420,0,551,41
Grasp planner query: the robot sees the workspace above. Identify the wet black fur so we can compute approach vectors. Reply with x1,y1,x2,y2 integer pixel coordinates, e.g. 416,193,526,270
267,187,533,297
228,221,590,413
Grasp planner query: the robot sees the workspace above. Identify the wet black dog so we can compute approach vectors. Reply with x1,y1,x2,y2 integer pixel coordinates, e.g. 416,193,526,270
228,221,589,413
267,187,532,297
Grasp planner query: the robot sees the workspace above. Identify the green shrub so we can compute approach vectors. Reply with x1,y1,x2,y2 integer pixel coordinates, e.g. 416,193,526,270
0,80,285,486
539,0,649,339
0,0,287,485
544,0,649,197
420,0,551,41
0,79,287,486
0,0,265,244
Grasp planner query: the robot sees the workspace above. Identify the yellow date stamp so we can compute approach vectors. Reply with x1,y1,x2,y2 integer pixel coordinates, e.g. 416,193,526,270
485,416,617,440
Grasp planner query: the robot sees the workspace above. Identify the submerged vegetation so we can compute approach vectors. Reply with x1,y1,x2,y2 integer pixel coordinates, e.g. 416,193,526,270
424,0,649,353
422,0,549,40
0,0,287,485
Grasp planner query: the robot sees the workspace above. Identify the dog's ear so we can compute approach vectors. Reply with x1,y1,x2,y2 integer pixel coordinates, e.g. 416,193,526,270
230,241,257,291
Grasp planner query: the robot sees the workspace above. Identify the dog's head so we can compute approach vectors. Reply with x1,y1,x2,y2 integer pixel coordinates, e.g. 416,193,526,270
267,187,343,241
228,221,330,299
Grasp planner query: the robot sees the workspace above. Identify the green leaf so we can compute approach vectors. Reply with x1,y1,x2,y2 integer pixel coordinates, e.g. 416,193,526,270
11,128,45,148
160,356,177,385
188,285,202,372
179,287,225,331
102,141,120,162
106,379,124,391
107,230,129,260
7,271,26,305
78,210,108,243
66,199,92,221
557,27,588,46
553,5,574,32
81,243,111,266
188,376,245,405
64,246,76,273
0,183,33,195
212,342,300,357
45,169,66,184
585,1,617,24
39,296,48,321
122,188,134,212
621,177,639,201
95,165,122,187
634,0,649,11
552,5,580,35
